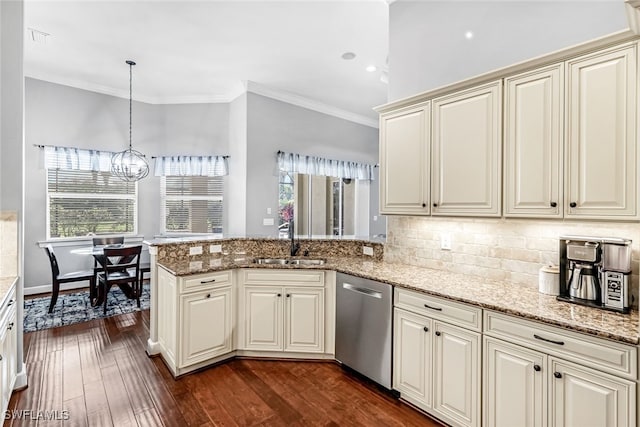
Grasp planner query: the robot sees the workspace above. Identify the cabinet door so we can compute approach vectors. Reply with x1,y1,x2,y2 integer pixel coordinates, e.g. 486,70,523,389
179,286,233,368
484,337,547,427
379,104,430,215
433,321,481,427
550,358,636,427
565,44,637,218
284,288,324,353
157,267,177,364
244,287,283,351
393,308,432,409
504,64,563,217
432,81,502,216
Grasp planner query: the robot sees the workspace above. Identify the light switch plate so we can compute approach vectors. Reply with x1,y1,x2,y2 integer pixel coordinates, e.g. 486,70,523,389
210,244,222,253
363,246,374,256
263,218,274,226
189,246,203,255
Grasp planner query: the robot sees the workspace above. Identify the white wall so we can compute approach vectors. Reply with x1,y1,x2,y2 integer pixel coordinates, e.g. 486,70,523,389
388,1,629,101
244,92,380,236
0,0,27,390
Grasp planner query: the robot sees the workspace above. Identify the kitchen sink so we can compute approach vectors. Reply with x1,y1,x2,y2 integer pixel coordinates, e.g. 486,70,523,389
253,258,289,265
252,258,326,266
288,259,326,265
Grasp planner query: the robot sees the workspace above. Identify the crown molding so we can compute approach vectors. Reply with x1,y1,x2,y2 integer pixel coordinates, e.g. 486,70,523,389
627,0,640,34
24,72,378,128
245,81,378,128
24,71,237,104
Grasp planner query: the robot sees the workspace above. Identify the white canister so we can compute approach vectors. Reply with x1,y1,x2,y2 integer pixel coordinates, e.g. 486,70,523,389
539,265,560,295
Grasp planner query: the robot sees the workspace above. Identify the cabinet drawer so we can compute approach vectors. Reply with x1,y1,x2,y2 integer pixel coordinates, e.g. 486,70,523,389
484,310,637,379
395,288,482,332
243,270,324,286
179,270,232,294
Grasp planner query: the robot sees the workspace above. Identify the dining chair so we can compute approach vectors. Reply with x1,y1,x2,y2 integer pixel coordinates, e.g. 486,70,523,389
97,245,142,314
44,245,96,313
92,236,125,281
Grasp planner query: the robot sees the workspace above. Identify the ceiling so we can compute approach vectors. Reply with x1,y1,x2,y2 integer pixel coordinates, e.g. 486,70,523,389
24,1,389,126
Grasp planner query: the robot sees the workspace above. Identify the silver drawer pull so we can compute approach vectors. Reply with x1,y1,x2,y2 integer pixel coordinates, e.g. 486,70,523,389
534,334,564,346
200,279,216,284
423,303,442,311
342,283,382,299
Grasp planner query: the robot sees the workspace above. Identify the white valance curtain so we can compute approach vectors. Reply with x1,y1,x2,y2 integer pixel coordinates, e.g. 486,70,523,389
277,151,374,180
153,155,229,177
44,146,115,172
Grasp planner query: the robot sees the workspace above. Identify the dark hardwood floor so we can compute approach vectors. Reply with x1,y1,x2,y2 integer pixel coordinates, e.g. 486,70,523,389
6,310,443,426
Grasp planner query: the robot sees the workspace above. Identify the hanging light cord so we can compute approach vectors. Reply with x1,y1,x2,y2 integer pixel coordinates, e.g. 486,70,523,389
128,60,134,150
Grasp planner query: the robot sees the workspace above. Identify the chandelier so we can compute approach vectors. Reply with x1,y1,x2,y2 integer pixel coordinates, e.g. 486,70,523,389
111,60,149,182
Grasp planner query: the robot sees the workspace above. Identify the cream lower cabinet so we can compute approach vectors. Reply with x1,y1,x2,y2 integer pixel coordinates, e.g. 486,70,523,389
157,267,234,376
393,289,481,427
241,270,326,354
0,288,17,414
484,310,637,427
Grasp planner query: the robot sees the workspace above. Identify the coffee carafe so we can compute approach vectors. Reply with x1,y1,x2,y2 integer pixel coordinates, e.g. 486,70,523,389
568,262,600,301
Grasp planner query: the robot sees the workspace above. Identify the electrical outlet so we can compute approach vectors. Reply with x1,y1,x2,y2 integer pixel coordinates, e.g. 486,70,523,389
209,244,222,253
363,246,374,256
263,218,274,226
189,246,203,255
441,233,452,250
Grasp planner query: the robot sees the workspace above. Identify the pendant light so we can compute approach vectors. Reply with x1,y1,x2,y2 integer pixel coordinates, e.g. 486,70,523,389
111,60,149,182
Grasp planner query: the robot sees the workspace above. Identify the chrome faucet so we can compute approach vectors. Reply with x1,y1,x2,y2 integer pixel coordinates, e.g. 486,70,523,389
289,219,300,256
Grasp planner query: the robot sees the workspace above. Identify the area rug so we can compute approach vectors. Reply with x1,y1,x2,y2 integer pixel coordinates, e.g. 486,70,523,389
23,284,150,332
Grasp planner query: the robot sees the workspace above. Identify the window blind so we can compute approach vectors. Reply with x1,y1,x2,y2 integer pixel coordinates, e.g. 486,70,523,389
161,176,224,234
47,169,137,238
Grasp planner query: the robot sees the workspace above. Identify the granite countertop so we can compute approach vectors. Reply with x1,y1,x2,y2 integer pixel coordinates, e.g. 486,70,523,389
0,276,17,308
157,256,640,345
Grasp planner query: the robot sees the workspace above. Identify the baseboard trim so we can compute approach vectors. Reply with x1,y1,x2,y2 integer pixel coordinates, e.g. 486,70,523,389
146,339,161,356
14,363,28,390
24,282,89,296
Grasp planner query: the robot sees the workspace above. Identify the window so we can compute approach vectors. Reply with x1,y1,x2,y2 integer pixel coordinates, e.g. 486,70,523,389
161,176,223,234
278,171,368,238
47,169,137,238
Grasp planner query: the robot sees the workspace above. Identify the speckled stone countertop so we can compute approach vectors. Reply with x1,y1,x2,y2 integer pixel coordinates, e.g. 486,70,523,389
0,276,17,307
157,256,640,345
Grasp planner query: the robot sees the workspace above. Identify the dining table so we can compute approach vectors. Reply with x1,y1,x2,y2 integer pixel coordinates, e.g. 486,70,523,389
69,243,143,305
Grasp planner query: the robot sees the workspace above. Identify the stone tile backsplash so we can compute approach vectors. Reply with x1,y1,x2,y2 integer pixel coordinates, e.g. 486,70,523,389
385,216,640,306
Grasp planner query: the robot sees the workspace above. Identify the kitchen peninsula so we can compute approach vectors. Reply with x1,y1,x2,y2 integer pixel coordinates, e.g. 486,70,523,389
146,236,640,427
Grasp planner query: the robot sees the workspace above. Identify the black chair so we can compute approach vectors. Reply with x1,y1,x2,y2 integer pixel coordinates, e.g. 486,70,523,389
139,262,151,286
44,245,96,313
92,236,125,281
97,245,142,314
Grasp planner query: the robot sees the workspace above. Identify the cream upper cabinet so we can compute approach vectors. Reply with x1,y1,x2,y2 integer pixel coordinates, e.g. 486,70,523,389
432,81,502,216
379,103,430,215
565,43,638,219
504,64,563,217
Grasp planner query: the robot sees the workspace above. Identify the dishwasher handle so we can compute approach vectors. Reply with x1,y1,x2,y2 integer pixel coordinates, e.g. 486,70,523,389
342,283,383,299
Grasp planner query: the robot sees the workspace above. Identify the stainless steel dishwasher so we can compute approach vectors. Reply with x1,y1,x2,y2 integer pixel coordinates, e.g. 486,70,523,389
335,272,392,389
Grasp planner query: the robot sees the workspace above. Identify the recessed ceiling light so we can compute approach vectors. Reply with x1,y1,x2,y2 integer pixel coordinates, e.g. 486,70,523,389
366,65,377,72
341,52,356,60
465,31,474,40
